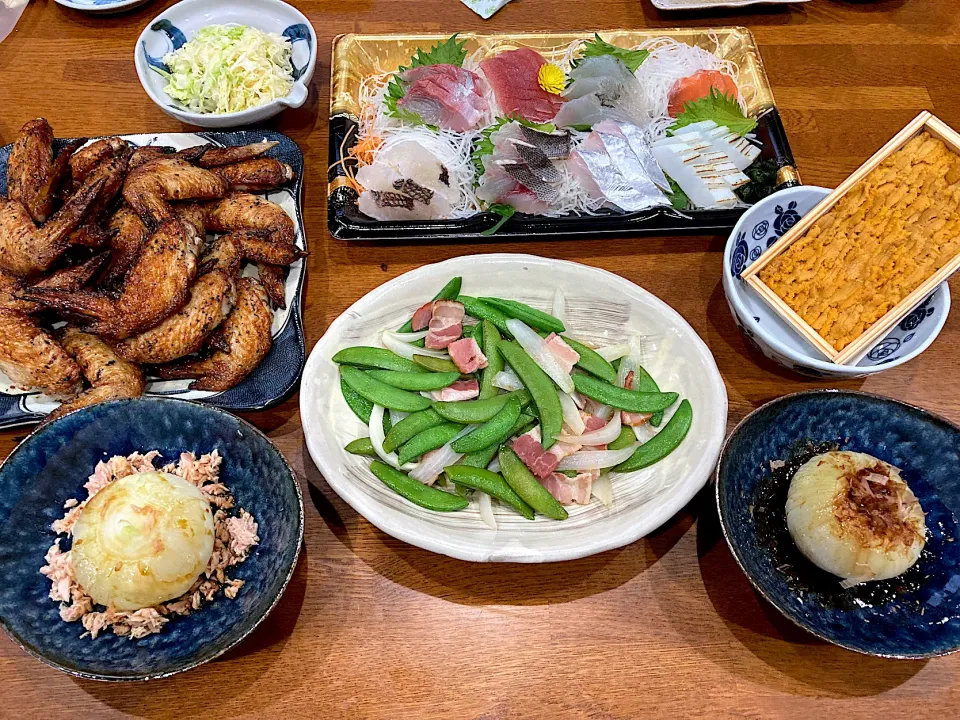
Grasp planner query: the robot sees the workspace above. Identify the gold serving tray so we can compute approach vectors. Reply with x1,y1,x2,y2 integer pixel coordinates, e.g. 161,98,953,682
330,27,777,120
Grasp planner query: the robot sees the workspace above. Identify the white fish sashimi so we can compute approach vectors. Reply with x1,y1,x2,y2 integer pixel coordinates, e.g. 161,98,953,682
652,142,738,209
616,122,671,190
558,56,654,129
376,140,456,201
593,121,666,199
357,139,459,221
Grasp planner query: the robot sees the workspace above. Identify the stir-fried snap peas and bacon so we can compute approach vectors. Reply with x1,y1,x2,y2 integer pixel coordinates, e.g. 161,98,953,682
334,277,693,527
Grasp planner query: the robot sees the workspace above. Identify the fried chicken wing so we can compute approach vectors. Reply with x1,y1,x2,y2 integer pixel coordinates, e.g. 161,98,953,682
8,120,82,224
0,309,82,398
199,233,242,277
101,206,149,287
115,269,237,364
44,327,145,422
187,141,279,168
21,217,202,339
0,254,105,313
212,158,296,192
69,137,130,186
174,202,208,237
153,277,272,391
128,145,176,170
67,223,112,249
0,177,104,277
223,231,306,266
123,157,228,226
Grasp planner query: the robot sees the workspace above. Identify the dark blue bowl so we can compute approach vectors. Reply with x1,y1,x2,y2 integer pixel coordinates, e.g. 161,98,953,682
0,398,303,680
716,390,960,659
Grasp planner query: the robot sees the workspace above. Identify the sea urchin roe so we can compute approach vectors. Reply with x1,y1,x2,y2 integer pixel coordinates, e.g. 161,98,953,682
758,132,960,351
833,463,926,551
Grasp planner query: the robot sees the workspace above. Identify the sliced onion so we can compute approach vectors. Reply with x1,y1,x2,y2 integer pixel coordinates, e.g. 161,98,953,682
382,331,449,360
389,410,409,425
386,329,429,342
591,474,614,508
478,492,497,530
408,425,475,485
506,318,574,393
556,444,639,470
559,392,586,435
571,391,586,410
487,456,500,473
593,403,614,421
552,288,566,325
595,343,631,362
493,368,525,391
556,411,621,445
369,404,414,471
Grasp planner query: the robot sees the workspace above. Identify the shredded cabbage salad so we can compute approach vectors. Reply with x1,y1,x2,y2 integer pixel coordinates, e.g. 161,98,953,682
157,25,294,114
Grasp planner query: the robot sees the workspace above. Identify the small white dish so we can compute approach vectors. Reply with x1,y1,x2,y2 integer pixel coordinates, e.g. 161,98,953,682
54,0,151,15
134,0,316,128
301,253,728,563
651,0,809,9
723,186,950,379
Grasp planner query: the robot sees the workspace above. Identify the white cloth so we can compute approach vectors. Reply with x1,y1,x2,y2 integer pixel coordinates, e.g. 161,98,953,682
460,0,513,19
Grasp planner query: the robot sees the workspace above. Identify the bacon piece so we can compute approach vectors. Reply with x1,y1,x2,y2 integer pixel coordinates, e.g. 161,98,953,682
544,333,579,374
510,426,572,479
431,378,479,401
621,370,652,427
541,470,598,505
425,299,465,350
448,337,487,374
411,301,434,331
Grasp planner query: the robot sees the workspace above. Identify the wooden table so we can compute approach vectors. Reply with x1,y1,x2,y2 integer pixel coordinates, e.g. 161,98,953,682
2,0,959,716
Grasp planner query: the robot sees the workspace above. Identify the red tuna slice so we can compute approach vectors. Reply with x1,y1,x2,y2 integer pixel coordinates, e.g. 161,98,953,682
448,337,488,374
479,48,565,123
396,64,488,132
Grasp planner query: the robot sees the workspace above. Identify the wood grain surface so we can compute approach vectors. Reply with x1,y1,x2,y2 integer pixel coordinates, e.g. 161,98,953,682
2,0,959,717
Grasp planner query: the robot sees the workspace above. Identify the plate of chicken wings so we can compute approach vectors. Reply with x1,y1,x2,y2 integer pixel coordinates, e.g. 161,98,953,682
0,120,307,428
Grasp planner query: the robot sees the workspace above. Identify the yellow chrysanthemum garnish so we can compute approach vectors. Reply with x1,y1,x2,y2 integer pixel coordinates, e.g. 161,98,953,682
538,64,565,95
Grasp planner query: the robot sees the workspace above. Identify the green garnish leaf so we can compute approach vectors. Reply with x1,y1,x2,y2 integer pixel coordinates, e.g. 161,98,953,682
664,175,690,211
481,204,516,236
574,33,649,73
668,88,758,137
735,158,778,205
384,34,467,123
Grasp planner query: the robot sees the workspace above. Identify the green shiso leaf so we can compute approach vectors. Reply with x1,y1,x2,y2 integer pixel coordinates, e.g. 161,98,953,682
664,175,690,210
481,204,517,236
573,33,649,73
668,88,758,137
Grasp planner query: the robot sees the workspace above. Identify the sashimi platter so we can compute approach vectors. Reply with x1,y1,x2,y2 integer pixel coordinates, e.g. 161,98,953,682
328,28,798,240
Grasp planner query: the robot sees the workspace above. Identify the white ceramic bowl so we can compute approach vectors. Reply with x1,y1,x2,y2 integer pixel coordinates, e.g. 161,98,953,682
55,0,152,14
134,0,316,128
301,253,728,563
724,186,950,379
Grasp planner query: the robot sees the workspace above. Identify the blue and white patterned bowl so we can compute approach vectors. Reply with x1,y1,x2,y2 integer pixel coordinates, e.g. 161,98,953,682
54,0,152,15
0,398,304,680
723,186,950,378
134,0,316,128
716,390,960,659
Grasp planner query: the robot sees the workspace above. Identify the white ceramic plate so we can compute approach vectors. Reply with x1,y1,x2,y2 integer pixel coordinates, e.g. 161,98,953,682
651,0,809,9
301,254,728,562
54,0,151,15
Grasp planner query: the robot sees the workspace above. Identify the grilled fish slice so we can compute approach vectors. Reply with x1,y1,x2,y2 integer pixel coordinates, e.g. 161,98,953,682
212,158,296,192
115,270,237,364
153,277,273,391
45,327,145,422
0,309,82,398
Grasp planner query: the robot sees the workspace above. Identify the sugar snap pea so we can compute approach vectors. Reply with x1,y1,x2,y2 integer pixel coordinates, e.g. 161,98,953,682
572,374,678,413
498,447,568,520
433,389,530,424
614,400,693,472
370,461,469,512
478,320,502,400
367,370,460,391
412,355,461,374
509,412,537,438
497,341,563,450
397,422,464,465
462,322,481,342
340,366,432,412
458,296,513,337
560,336,617,384
479,297,565,334
333,346,426,373
450,395,522,453
608,426,637,451
341,377,373,423
444,465,535,520
635,366,664,426
383,408,444,453
345,437,377,457
458,442,501,470
396,277,462,333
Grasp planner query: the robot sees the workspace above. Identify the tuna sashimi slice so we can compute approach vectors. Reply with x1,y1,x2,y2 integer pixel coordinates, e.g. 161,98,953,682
396,64,488,132
479,48,564,123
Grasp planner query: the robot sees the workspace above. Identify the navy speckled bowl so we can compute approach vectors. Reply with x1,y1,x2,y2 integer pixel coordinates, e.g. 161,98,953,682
717,390,960,659
0,398,303,680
